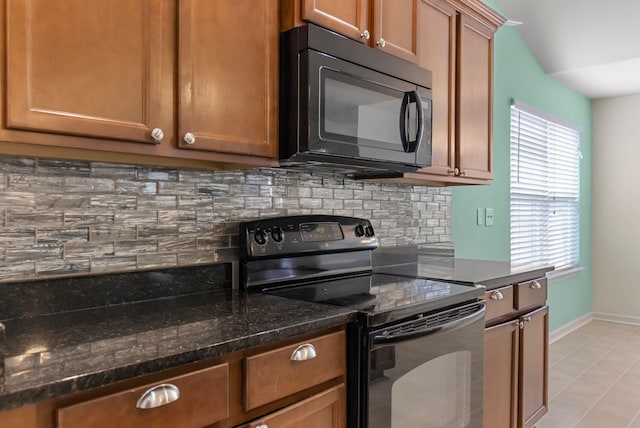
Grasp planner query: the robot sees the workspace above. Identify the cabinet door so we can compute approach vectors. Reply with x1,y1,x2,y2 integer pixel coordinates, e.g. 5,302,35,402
245,384,346,428
416,0,456,177
372,0,418,63
484,320,519,428
302,0,369,42
5,0,172,145
519,306,549,428
177,0,278,158
456,13,493,180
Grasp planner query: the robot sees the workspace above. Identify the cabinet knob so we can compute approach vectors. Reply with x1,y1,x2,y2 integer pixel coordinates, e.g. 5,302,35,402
361,30,370,40
454,167,460,176
151,127,164,142
530,280,542,290
376,38,386,48
490,290,504,301
290,343,317,361
183,132,196,145
460,169,468,176
136,383,180,409
524,316,532,323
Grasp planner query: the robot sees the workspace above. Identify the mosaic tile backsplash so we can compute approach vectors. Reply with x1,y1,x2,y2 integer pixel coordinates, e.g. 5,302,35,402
0,156,451,283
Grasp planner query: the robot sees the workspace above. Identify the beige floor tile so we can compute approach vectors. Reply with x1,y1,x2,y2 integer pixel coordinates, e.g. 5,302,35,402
629,412,640,428
548,370,577,399
577,364,622,389
553,379,605,410
535,321,640,428
575,405,632,428
535,399,587,428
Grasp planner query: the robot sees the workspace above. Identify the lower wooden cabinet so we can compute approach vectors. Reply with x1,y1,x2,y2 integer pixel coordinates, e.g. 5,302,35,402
519,306,549,428
242,384,346,428
483,279,549,428
484,320,519,428
0,327,347,428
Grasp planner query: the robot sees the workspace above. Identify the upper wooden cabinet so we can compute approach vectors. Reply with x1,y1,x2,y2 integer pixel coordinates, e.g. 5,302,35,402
371,0,419,63
406,0,503,184
299,0,369,42
6,0,172,145
177,0,278,158
1,0,278,168
284,0,419,63
456,12,494,180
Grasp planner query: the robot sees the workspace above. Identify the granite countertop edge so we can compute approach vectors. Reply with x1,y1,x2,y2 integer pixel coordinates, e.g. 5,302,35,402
0,305,355,412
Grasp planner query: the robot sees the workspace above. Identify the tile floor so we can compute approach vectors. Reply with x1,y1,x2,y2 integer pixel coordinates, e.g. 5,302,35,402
536,320,640,428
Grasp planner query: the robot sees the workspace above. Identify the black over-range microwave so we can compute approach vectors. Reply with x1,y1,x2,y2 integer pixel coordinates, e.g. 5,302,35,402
279,24,433,176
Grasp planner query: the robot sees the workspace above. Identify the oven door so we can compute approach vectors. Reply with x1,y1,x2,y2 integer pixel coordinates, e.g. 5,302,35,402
366,302,485,428
304,50,432,167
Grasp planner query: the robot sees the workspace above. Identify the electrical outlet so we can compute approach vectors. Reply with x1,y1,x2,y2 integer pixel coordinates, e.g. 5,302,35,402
485,208,494,226
477,208,485,226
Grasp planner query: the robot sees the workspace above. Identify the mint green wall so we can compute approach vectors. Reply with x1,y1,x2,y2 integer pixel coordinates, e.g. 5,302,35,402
451,0,593,331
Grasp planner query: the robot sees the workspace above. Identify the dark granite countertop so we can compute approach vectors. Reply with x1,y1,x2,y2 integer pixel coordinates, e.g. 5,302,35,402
373,246,554,290
0,267,354,412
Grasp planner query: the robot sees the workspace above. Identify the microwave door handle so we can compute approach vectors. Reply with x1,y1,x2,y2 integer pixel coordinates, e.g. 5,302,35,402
412,90,425,153
399,91,424,153
399,92,411,152
372,303,486,345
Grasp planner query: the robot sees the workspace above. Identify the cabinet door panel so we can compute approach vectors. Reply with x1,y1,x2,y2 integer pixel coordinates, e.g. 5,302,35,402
6,0,171,144
373,0,418,63
302,0,369,41
178,0,278,158
456,13,493,180
484,320,519,428
246,384,346,428
520,306,549,428
416,0,456,177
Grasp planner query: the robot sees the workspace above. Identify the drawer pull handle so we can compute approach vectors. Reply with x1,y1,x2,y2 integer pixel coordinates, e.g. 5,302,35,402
290,343,317,361
530,281,542,290
490,290,504,301
136,383,180,409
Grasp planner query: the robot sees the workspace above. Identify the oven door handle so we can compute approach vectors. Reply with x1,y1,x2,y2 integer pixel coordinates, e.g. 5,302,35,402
372,303,486,344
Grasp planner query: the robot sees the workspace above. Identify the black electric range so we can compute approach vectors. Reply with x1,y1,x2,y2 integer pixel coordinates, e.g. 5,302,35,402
239,215,486,428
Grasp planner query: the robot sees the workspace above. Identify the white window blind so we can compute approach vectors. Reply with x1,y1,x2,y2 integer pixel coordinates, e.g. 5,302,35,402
510,101,581,270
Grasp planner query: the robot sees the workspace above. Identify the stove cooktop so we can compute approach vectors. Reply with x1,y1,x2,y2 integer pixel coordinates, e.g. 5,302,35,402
264,273,482,328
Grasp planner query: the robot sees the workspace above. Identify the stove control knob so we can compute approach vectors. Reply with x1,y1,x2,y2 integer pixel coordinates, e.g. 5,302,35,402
254,230,267,246
271,227,284,243
364,225,375,237
354,224,365,237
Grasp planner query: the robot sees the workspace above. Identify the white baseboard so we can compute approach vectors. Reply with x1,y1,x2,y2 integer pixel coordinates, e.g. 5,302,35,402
549,313,594,344
592,312,640,326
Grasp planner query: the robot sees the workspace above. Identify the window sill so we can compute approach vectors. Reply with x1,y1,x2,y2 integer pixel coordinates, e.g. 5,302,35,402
547,266,584,282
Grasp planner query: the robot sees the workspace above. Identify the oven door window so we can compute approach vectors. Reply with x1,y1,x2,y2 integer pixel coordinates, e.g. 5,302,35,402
367,304,484,428
306,50,429,166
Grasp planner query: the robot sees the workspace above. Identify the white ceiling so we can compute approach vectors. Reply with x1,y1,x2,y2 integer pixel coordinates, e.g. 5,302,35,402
496,0,640,99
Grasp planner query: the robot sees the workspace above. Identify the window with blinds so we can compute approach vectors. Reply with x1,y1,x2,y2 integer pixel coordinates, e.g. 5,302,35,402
510,100,581,270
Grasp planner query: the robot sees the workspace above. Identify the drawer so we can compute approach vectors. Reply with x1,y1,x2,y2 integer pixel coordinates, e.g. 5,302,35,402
484,285,515,321
244,330,346,411
58,363,229,428
515,277,548,310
